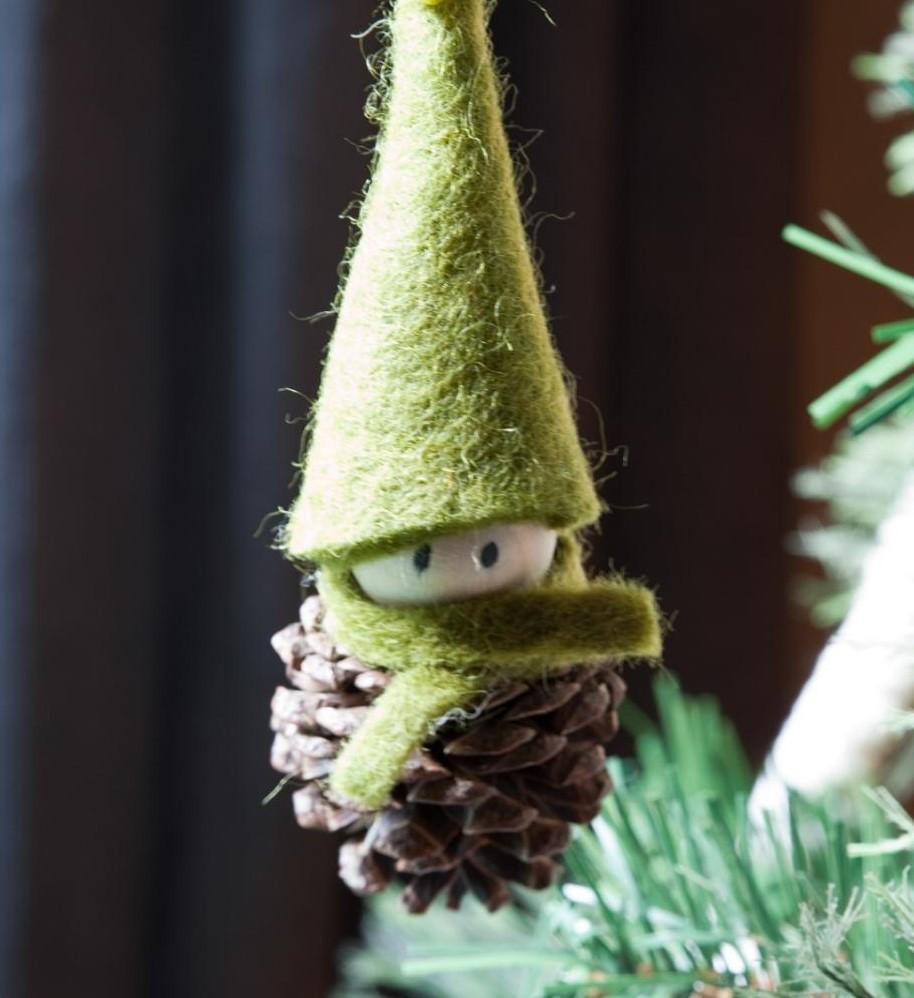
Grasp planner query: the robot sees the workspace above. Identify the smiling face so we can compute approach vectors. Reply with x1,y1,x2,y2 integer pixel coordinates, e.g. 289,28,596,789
351,522,558,606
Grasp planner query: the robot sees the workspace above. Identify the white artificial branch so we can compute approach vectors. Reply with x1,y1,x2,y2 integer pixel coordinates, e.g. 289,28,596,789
754,468,914,807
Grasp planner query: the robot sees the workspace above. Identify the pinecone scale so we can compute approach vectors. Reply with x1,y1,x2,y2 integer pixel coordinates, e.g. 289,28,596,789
269,595,625,913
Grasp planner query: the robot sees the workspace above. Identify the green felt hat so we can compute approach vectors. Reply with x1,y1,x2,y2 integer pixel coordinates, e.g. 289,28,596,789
286,0,601,565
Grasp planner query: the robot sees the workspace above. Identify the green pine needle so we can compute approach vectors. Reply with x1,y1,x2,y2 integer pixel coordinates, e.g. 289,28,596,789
806,336,914,429
782,225,914,298
848,372,914,434
871,318,914,342
780,223,914,433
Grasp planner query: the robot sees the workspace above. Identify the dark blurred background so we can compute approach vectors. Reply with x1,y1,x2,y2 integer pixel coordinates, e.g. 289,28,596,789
2,1,913,995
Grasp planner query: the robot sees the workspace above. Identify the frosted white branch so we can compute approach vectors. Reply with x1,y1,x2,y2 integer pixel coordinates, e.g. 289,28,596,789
755,469,914,802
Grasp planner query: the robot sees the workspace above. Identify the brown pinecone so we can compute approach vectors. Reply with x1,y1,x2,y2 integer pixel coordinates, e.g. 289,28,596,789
269,594,626,914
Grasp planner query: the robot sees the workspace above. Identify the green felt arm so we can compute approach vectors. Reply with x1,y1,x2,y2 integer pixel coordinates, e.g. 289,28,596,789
328,665,483,811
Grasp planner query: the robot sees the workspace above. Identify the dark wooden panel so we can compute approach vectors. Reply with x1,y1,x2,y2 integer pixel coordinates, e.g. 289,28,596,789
493,0,624,447
23,2,173,995
145,3,368,996
0,4,41,996
608,1,807,759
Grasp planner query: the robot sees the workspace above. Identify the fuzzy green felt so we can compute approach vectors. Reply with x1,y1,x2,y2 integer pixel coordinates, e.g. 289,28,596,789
329,665,484,810
320,535,662,678
285,0,600,564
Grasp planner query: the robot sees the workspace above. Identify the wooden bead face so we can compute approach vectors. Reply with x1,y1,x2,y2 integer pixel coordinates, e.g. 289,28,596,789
351,523,558,606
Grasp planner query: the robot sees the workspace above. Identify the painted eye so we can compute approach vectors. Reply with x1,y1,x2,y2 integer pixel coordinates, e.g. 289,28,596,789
351,523,558,606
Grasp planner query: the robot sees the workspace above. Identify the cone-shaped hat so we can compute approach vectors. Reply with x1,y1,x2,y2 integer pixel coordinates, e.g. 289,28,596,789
286,0,601,564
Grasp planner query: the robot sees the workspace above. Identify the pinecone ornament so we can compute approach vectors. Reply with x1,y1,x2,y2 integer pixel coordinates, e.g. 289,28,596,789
270,595,626,914
272,0,661,838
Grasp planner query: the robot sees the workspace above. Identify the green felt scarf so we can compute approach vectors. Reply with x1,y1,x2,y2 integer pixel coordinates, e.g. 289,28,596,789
319,535,661,677
324,535,662,808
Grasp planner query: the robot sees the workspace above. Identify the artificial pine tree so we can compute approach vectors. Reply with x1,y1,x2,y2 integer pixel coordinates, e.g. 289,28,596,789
338,678,914,997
